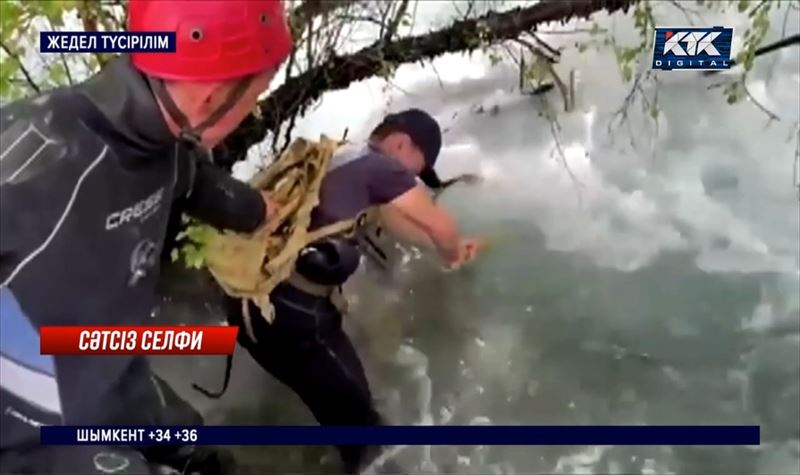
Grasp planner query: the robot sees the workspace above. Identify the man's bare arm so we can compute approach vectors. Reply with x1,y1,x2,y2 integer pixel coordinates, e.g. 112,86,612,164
384,184,460,263
378,204,436,249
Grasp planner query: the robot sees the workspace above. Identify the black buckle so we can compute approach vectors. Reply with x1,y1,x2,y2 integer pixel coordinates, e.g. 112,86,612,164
355,212,369,228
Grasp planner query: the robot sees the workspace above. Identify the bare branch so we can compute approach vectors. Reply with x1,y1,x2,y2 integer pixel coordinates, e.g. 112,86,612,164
540,96,584,205
464,0,475,19
283,41,298,84
752,0,770,15
452,0,476,21
377,1,393,40
0,41,41,94
793,123,800,201
425,58,445,89
406,0,420,33
222,0,639,164
705,33,800,76
668,0,701,26
60,53,75,86
280,112,300,155
536,27,608,34
335,14,386,27
763,1,799,84
649,73,662,161
45,18,75,86
306,14,315,67
528,33,561,59
608,70,645,148
500,42,522,69
290,0,357,38
515,36,558,63
782,1,796,37
742,75,781,123
384,0,410,42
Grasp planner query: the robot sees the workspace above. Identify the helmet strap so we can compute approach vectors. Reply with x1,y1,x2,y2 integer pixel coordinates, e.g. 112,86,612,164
147,75,255,155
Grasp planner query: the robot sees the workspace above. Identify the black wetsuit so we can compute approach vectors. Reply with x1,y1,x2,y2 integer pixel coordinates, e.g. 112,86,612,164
0,57,265,474
224,144,419,474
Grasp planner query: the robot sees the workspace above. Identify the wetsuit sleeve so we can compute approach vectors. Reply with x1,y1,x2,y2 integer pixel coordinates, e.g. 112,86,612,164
366,154,419,205
183,161,266,233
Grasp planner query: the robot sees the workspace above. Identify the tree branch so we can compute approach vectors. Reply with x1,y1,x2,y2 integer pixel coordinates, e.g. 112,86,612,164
384,0,410,42
527,32,561,59
793,123,800,201
0,41,41,94
703,33,800,76
220,0,637,165
742,75,780,123
290,0,357,39
668,0,701,26
44,17,75,87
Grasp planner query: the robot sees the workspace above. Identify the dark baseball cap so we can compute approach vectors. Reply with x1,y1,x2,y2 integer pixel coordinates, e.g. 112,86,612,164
375,108,444,189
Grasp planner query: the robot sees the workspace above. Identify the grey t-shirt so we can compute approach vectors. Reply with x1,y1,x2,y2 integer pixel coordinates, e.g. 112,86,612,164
309,144,417,231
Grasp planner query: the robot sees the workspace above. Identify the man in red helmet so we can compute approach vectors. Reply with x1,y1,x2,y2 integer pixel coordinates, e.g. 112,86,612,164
0,1,292,473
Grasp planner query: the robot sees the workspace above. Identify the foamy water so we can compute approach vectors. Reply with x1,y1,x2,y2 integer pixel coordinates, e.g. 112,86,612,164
152,3,800,474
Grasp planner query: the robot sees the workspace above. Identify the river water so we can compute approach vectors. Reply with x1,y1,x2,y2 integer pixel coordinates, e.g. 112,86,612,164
153,3,800,474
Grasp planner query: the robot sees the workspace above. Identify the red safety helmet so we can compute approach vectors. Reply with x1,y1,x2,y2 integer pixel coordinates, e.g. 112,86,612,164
128,0,293,82
126,0,293,149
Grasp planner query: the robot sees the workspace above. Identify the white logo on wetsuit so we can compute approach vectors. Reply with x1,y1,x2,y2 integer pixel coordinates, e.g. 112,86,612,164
105,187,164,230
93,452,131,474
4,405,46,428
128,239,158,286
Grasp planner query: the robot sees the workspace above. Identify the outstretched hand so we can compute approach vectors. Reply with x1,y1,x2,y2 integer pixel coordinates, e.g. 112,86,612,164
445,236,488,271
456,173,483,185
439,173,483,190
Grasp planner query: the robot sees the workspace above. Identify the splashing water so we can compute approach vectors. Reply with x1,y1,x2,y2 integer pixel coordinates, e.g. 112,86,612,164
154,5,799,475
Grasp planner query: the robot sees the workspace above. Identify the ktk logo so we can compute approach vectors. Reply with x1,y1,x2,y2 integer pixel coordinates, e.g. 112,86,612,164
662,30,721,56
652,26,733,71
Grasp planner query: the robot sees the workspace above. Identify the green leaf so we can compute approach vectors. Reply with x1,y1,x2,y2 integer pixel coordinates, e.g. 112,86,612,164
0,2,23,43
621,64,633,83
737,0,750,13
40,0,68,25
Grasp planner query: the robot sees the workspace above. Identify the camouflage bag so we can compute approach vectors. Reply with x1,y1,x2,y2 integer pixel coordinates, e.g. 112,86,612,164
201,135,376,341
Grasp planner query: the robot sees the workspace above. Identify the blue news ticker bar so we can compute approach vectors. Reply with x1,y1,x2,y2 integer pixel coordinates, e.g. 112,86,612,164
41,425,760,446
40,32,176,54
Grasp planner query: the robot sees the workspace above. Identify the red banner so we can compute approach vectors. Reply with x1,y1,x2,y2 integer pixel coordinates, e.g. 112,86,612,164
39,326,239,355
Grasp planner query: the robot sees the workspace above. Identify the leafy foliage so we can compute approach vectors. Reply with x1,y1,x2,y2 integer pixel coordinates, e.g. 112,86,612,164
0,0,122,99
171,216,215,270
615,0,656,83
723,0,774,104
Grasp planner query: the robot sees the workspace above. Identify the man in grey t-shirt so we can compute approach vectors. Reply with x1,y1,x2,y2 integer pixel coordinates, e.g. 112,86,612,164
223,109,482,474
